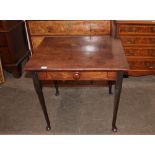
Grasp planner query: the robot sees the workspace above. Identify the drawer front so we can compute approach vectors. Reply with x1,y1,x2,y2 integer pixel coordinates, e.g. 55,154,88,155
0,33,7,47
28,21,111,35
127,59,155,70
124,47,155,57
120,37,155,46
118,24,155,35
0,47,10,64
38,71,116,81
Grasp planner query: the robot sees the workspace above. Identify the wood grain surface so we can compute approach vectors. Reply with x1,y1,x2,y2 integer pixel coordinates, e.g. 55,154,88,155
25,36,128,72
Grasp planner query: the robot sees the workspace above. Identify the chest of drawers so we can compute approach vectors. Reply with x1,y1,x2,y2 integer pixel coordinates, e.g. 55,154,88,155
0,20,30,78
26,20,112,52
116,20,155,76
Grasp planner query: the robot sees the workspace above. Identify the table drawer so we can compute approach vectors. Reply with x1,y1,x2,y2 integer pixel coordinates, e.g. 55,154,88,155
0,33,7,47
0,47,10,64
38,71,116,81
127,58,155,70
124,47,155,57
118,24,155,35
120,36,155,46
28,21,111,35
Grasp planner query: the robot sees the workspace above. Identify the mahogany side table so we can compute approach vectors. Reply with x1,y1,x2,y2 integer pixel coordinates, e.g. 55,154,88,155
25,36,129,132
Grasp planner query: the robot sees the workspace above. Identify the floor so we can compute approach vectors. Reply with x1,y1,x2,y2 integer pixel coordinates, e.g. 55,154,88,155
0,72,155,135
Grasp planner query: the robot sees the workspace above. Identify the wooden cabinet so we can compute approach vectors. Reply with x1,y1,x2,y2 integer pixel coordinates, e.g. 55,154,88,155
116,21,155,76
0,20,30,78
26,20,112,52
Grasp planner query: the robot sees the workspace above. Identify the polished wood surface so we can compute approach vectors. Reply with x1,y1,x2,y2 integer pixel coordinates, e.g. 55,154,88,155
25,36,128,72
116,20,155,76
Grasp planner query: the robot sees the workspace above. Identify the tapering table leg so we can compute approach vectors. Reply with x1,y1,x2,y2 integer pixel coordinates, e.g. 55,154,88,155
54,80,59,96
108,81,113,94
112,71,123,132
32,72,51,131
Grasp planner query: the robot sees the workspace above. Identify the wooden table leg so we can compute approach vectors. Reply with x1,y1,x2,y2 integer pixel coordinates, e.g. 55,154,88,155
54,80,59,96
108,81,113,94
32,72,51,131
112,71,123,132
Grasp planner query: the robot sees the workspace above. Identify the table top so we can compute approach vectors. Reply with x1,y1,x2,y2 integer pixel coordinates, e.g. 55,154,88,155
25,36,129,72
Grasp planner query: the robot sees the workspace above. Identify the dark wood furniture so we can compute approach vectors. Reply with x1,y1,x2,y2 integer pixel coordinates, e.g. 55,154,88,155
0,20,30,78
116,20,155,76
25,36,128,132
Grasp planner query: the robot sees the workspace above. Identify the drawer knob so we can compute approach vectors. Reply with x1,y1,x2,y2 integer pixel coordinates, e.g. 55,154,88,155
73,72,80,80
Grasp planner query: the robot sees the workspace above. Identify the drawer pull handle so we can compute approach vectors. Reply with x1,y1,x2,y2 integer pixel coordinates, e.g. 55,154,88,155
73,72,80,80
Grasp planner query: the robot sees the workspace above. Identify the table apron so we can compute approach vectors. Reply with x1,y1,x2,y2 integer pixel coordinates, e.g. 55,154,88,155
37,71,117,81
